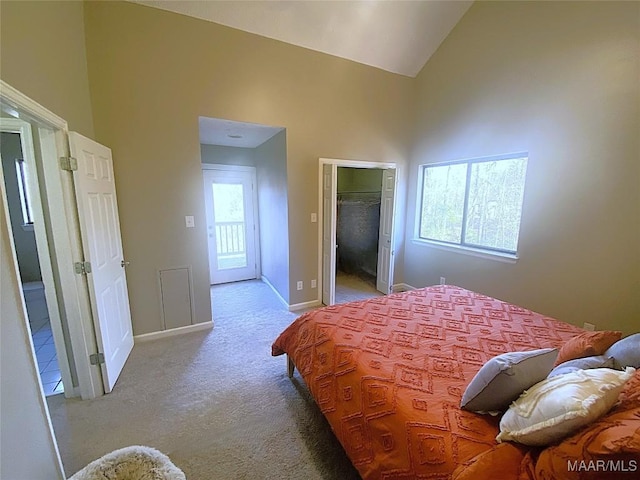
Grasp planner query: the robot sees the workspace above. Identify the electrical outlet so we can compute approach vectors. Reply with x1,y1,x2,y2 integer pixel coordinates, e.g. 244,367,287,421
297,281,303,291
311,279,317,288
583,322,595,331
440,277,446,285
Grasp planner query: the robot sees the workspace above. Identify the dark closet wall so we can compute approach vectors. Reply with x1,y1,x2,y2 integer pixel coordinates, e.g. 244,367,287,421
336,168,383,280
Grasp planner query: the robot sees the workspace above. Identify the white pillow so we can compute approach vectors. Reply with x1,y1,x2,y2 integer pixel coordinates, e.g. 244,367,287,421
496,367,635,446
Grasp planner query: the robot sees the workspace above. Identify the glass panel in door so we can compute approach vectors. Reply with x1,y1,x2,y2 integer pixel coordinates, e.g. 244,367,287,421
203,167,258,285
212,183,247,270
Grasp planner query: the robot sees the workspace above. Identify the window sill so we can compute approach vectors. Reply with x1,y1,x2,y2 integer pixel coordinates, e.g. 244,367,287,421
21,223,34,232
412,238,518,264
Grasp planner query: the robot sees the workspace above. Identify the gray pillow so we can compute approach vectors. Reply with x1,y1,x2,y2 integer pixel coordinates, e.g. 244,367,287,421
460,348,559,413
604,333,640,368
547,355,615,378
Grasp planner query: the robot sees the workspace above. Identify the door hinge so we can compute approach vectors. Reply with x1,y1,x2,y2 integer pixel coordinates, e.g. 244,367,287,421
89,352,105,365
74,261,92,275
60,156,78,171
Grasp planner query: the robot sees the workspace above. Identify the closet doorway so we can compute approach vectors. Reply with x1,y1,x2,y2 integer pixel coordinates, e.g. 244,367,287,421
336,167,382,302
319,158,397,306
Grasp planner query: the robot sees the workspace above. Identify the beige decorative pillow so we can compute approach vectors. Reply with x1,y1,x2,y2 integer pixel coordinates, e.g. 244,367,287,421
497,367,635,447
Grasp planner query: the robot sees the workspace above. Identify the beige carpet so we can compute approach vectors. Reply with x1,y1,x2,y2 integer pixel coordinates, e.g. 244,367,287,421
335,272,383,304
48,280,360,479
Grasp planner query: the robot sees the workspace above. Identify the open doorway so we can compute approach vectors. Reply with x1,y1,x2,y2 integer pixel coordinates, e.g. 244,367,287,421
319,159,397,306
0,119,75,396
1,129,65,395
2,81,136,401
199,116,291,311
335,167,384,303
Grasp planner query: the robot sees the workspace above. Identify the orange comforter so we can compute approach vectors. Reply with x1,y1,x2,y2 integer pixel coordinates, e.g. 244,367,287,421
272,286,584,479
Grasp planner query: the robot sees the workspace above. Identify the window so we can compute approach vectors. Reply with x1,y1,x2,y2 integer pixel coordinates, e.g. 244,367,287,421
418,154,528,256
15,158,33,225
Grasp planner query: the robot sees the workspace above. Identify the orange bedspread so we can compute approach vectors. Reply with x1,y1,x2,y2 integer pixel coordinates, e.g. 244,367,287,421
272,286,584,479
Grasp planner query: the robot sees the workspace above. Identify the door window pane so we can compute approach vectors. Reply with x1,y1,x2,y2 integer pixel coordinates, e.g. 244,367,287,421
212,183,244,222
212,183,247,269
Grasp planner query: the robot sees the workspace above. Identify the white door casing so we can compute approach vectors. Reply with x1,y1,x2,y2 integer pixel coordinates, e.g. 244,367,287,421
318,158,397,305
0,118,76,396
376,168,397,294
203,165,259,285
69,132,133,393
321,163,337,306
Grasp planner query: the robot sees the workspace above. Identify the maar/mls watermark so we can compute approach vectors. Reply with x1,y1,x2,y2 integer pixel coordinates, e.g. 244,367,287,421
568,459,638,473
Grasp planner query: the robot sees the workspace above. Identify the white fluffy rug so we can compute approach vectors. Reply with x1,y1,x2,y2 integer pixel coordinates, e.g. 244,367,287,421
69,445,185,480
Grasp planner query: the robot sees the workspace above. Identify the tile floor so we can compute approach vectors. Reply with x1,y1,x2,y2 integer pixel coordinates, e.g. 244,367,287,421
23,282,64,396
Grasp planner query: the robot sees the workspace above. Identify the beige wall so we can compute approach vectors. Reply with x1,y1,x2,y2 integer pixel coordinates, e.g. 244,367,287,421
404,1,640,335
0,0,94,137
83,1,413,333
1,185,64,479
255,131,290,302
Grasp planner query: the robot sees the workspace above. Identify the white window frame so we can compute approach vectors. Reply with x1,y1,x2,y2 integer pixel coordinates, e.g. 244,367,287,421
15,157,34,229
414,152,528,263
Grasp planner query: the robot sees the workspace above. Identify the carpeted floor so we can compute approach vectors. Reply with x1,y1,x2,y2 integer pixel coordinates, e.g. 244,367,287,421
335,271,383,304
48,280,360,479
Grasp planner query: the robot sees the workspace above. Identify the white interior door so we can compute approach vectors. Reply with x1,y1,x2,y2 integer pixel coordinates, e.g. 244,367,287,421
69,132,133,393
376,168,396,294
321,163,337,305
203,166,258,285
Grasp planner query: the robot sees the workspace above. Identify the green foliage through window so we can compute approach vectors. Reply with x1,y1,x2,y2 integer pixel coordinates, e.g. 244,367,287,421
418,154,528,254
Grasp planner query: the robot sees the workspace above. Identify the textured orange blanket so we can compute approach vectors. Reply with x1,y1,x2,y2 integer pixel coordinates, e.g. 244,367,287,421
272,286,584,479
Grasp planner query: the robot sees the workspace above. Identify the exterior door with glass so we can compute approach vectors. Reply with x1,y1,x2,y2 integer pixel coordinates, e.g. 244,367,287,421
203,166,258,284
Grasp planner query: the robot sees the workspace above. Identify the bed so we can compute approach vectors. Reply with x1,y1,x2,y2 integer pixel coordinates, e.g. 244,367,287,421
271,285,595,478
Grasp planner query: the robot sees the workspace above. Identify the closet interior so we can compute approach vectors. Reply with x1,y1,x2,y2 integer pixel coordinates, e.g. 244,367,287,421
336,167,383,287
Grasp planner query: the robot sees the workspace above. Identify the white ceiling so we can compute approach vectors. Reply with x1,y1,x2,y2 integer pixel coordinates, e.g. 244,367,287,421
199,117,284,148
135,0,473,148
132,0,473,78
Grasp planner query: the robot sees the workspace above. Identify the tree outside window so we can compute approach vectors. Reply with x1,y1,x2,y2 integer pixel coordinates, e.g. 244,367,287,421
418,154,528,255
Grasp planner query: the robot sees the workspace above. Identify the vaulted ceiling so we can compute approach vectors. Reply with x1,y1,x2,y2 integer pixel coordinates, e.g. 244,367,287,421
131,1,473,78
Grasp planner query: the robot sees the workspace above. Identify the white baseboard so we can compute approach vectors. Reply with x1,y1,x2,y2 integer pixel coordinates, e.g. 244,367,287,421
261,276,321,312
134,321,213,343
261,276,289,309
392,283,418,292
64,386,81,399
289,299,322,312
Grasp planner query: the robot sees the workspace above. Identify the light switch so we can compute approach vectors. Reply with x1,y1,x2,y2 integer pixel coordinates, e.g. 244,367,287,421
185,216,195,228
311,213,317,223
